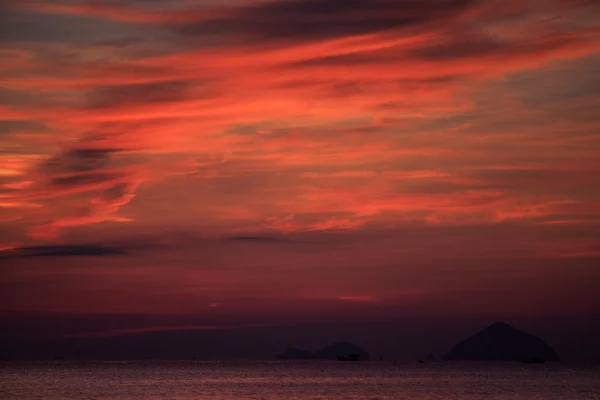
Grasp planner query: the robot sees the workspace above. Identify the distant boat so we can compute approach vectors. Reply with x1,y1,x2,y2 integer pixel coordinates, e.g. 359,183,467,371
277,342,370,361
522,358,546,364
337,354,360,361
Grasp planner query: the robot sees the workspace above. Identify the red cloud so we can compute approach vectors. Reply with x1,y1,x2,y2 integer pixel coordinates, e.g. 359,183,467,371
1,0,599,243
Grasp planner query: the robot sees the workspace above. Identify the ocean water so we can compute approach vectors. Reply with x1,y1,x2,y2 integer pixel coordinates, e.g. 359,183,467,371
1,361,599,399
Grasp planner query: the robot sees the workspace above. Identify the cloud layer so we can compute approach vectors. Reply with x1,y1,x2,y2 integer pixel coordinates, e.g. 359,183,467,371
1,0,599,322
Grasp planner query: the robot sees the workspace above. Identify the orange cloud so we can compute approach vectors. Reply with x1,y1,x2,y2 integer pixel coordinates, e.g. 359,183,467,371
1,0,599,245
27,179,140,240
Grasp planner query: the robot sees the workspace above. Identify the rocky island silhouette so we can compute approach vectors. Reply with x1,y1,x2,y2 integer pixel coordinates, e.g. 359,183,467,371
275,323,559,363
443,321,559,362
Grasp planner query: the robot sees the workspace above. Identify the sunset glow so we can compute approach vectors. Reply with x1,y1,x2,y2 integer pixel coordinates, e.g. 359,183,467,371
1,0,600,351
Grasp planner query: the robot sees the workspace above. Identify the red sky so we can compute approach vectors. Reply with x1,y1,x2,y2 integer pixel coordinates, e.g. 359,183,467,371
1,0,600,346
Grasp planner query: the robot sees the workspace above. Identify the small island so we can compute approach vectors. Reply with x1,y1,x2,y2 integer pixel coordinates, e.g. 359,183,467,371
277,341,370,361
442,321,559,362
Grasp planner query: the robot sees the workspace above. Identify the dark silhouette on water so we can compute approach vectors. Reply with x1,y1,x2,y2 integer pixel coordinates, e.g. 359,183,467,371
443,321,559,362
277,341,370,361
336,354,360,361
522,357,546,364
426,352,436,361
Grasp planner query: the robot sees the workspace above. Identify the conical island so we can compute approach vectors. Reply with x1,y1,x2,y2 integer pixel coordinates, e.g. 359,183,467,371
442,322,559,362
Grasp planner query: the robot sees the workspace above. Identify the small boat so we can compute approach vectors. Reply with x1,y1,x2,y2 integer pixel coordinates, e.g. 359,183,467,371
337,354,360,361
522,358,545,364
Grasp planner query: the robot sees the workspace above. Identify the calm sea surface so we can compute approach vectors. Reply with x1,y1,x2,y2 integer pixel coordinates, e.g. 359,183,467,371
1,361,599,399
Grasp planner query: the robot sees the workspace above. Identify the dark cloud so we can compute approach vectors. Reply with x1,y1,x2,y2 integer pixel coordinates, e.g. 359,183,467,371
11,69,194,238
227,235,290,243
411,37,506,61
49,171,123,188
23,133,137,237
86,81,191,110
0,7,140,44
0,245,125,259
0,120,48,135
286,31,590,71
411,35,580,61
395,180,493,195
42,148,118,176
175,0,478,44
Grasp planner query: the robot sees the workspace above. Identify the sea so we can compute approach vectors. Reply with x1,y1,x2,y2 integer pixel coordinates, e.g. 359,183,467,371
1,361,599,399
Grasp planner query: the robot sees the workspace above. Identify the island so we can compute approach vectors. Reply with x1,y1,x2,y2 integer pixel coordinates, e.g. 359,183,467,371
442,321,559,362
277,341,370,361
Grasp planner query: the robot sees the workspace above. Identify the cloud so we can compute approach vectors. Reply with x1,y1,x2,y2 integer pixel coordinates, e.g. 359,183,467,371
0,68,202,239
42,148,116,174
174,0,478,46
0,133,143,239
4,0,599,129
0,244,125,259
262,214,366,233
303,170,378,179
1,0,599,245
15,0,226,24
27,179,140,239
17,0,477,32
85,80,192,110
226,235,290,243
0,2,154,45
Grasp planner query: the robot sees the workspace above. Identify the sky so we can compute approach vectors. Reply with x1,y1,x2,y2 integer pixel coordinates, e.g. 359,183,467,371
1,0,600,360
